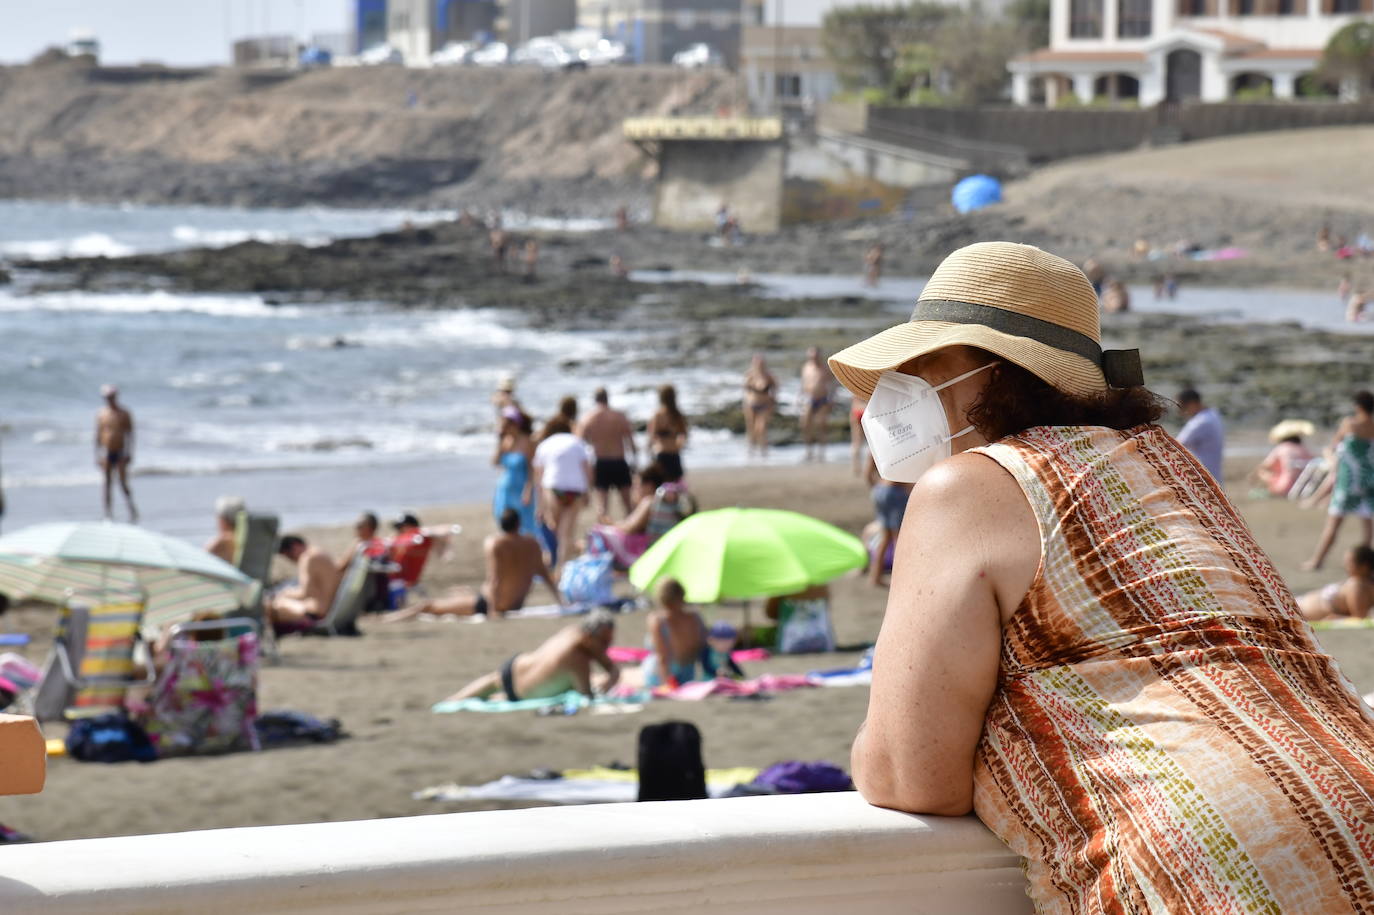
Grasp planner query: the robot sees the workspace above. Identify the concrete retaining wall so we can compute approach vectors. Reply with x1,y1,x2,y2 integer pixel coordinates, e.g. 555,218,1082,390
0,793,1033,914
655,140,785,233
863,102,1374,167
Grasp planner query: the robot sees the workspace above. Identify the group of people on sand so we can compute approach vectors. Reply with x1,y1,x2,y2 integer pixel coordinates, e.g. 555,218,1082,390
383,378,699,623
742,347,839,461
441,576,739,703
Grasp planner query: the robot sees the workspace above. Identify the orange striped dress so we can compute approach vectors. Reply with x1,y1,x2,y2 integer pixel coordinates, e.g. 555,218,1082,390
970,424,1374,914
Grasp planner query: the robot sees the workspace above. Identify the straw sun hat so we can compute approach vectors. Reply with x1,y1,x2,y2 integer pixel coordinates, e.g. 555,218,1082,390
1268,419,1315,443
828,242,1143,399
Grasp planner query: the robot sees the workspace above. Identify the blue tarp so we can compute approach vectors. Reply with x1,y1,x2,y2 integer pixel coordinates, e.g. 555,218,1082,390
951,174,1003,214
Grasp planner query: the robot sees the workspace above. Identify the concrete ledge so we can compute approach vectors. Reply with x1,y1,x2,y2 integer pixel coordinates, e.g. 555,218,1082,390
0,793,1032,914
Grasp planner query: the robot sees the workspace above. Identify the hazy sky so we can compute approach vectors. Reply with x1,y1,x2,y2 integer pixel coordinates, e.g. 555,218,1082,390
0,0,351,66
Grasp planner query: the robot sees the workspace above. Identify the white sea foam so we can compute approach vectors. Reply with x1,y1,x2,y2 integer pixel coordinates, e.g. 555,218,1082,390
0,289,303,318
0,232,136,260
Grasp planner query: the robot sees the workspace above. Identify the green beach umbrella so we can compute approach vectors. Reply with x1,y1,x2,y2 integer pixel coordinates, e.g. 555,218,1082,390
628,507,867,603
0,522,252,638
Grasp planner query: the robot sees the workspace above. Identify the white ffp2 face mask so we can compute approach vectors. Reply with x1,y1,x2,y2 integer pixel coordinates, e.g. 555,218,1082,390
861,363,995,483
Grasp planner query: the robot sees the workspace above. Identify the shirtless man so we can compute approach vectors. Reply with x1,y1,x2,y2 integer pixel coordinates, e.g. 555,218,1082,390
799,347,835,462
205,495,244,563
95,384,138,521
443,610,620,703
577,387,638,517
386,508,559,621
267,535,343,629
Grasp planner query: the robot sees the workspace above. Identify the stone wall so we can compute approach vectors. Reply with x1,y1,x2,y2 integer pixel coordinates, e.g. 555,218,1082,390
654,140,786,233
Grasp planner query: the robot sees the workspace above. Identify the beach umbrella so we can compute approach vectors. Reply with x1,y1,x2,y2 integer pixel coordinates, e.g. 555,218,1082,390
951,174,1003,214
628,508,867,604
0,522,252,638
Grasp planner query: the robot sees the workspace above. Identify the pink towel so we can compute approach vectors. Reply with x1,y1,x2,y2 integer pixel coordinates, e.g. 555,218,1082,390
664,675,816,701
608,646,772,665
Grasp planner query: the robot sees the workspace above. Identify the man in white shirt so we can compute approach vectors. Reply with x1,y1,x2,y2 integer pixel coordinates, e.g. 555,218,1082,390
533,421,595,569
1176,388,1225,482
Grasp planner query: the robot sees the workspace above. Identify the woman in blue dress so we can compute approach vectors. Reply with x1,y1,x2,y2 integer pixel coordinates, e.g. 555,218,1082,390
492,408,536,534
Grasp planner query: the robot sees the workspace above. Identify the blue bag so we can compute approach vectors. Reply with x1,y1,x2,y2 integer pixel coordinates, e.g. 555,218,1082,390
66,713,158,763
559,555,615,605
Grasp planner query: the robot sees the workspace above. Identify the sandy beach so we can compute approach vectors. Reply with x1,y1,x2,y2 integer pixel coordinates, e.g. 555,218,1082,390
2,453,1371,843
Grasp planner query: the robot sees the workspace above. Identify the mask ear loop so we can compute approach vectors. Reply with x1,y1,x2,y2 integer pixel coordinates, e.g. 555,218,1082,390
936,361,998,442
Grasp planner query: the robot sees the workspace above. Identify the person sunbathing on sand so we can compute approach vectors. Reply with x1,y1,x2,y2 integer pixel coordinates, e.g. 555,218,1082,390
442,610,620,702
385,508,558,621
1297,546,1374,621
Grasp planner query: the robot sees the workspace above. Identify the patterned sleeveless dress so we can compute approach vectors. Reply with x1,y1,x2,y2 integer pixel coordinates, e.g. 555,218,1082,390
969,424,1374,914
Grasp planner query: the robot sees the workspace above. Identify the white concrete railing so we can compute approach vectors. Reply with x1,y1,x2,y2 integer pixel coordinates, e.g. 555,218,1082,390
0,793,1032,914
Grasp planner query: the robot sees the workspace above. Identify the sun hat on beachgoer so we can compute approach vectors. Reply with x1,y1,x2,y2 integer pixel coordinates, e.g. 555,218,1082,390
828,242,1143,399
497,375,516,392
100,384,118,397
1268,418,1315,443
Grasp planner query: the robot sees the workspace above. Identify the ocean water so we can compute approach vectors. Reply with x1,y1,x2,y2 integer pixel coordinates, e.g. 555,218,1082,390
0,203,1364,540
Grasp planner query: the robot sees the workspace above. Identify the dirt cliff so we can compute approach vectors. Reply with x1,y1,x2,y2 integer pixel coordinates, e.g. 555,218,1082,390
0,59,740,210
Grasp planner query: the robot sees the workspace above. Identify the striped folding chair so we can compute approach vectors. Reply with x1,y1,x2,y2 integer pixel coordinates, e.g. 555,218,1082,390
70,595,150,715
31,589,154,721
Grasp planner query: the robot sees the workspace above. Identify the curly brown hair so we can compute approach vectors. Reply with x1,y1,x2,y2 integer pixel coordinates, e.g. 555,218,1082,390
965,353,1168,442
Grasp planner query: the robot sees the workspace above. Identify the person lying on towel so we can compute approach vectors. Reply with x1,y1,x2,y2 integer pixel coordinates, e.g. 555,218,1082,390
443,610,620,703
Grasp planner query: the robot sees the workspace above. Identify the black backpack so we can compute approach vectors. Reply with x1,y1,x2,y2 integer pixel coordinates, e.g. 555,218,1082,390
637,721,707,802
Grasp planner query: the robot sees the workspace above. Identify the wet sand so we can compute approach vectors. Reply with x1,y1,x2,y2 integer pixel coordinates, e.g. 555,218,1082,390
2,455,1371,843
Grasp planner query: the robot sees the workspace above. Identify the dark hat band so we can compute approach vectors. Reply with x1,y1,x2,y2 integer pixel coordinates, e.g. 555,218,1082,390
912,299,1143,388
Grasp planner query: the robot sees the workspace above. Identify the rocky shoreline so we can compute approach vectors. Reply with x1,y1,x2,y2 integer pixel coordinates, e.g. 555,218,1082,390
11,217,1370,436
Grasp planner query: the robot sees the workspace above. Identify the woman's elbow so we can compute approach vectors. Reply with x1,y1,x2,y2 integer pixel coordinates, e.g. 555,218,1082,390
852,744,974,817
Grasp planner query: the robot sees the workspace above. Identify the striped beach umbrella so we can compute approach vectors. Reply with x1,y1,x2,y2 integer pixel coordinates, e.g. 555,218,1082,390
0,522,252,638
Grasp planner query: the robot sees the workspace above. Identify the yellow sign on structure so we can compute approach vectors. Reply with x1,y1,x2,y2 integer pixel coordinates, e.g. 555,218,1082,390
623,117,784,142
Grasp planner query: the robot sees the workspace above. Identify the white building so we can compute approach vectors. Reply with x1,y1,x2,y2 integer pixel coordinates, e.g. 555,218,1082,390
1008,0,1370,105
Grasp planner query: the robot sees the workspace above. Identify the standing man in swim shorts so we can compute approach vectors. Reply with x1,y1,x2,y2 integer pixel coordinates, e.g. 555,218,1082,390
95,384,138,522
578,387,638,518
800,347,836,462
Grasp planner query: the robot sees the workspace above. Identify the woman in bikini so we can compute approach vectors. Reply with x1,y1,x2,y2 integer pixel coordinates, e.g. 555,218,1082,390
1298,545,1374,620
647,384,689,483
742,354,777,459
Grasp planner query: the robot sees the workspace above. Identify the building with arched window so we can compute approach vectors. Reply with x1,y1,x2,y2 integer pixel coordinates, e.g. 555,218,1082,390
1007,0,1369,105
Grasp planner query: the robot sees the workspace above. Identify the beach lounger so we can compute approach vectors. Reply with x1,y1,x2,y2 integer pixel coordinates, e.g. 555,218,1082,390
233,512,279,653
137,617,260,756
29,592,154,722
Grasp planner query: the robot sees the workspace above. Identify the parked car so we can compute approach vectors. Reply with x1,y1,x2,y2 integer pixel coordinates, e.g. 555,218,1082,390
672,43,722,69
430,41,475,67
469,41,509,67
582,38,628,67
358,44,403,66
513,38,586,71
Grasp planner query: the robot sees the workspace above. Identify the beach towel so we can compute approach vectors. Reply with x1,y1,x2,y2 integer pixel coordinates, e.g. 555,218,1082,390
659,674,816,701
808,647,874,687
500,597,638,621
607,645,770,665
431,689,647,714
413,765,760,805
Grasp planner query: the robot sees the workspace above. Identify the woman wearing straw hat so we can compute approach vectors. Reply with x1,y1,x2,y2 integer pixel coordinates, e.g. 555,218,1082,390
837,242,1374,913
1250,418,1314,498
